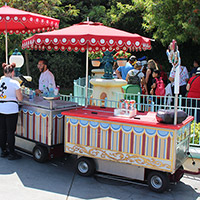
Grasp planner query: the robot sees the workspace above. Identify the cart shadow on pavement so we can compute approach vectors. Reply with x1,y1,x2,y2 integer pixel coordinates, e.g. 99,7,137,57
68,172,200,200
0,152,76,196
0,152,199,200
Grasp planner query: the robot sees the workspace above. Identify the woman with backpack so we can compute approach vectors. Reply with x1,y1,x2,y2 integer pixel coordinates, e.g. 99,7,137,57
126,61,148,94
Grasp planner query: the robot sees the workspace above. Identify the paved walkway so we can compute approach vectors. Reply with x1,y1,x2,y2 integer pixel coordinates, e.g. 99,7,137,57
0,152,199,200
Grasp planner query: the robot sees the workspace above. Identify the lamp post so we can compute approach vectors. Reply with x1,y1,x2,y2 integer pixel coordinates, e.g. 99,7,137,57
9,48,24,77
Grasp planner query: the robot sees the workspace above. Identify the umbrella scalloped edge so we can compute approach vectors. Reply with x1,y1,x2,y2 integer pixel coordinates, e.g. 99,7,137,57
22,38,152,52
0,26,58,35
0,9,60,34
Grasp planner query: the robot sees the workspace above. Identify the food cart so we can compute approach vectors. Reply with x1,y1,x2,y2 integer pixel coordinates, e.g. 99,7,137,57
62,105,194,192
16,94,78,162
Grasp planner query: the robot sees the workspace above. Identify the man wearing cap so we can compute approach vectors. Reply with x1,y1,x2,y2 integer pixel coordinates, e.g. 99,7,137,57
115,55,137,80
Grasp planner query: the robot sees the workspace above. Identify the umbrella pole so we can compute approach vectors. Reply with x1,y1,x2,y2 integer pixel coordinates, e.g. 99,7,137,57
174,94,178,125
173,65,180,125
85,44,89,107
5,30,8,64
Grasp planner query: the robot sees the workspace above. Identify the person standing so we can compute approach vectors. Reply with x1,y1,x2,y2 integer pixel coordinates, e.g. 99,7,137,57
115,55,137,80
189,60,199,78
150,70,165,96
146,59,158,94
35,59,56,95
186,67,200,123
126,61,148,94
0,63,23,160
169,65,189,97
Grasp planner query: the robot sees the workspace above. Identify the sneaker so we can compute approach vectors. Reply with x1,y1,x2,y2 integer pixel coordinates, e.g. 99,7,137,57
8,153,22,160
1,150,9,158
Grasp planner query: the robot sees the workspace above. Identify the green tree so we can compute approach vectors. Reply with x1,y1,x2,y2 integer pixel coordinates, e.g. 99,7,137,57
1,0,199,89
132,0,200,45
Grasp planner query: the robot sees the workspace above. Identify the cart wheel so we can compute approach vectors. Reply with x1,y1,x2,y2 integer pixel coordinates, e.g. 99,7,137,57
178,165,184,180
147,171,169,193
172,165,184,182
33,145,48,163
76,157,95,177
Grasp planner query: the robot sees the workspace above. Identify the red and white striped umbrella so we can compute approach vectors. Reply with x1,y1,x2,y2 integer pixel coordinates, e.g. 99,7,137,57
0,4,60,63
22,21,151,52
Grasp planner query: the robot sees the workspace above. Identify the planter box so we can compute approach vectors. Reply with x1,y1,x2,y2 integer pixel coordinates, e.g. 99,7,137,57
91,59,101,67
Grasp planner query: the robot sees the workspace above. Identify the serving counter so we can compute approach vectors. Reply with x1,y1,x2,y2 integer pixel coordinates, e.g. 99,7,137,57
16,95,78,162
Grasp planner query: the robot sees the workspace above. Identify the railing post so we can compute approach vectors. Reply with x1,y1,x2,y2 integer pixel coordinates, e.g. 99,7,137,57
137,92,141,111
78,77,81,86
105,97,107,107
87,77,89,86
73,80,77,97
83,86,86,106
151,100,155,112
179,94,182,109
70,93,73,102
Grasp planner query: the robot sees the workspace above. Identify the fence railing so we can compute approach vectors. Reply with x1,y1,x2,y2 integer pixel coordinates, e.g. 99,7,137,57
73,76,93,105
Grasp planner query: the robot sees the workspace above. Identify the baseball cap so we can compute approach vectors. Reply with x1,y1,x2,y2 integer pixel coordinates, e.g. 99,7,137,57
129,55,136,62
196,67,200,75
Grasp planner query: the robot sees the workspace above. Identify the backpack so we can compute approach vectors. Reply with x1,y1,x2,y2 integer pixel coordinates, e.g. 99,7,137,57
155,77,165,96
128,71,141,86
156,109,187,124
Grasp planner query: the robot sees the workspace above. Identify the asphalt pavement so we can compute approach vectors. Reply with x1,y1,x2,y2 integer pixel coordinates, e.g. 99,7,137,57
0,151,199,200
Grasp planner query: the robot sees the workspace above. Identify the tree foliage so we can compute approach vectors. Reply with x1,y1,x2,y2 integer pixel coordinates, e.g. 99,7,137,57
0,0,199,91
131,0,200,45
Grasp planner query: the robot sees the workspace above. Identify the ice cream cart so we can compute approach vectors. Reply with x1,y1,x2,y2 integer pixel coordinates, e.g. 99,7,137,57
62,105,194,192
16,95,78,162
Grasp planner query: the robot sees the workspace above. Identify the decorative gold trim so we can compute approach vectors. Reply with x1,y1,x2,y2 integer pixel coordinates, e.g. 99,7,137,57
66,144,172,172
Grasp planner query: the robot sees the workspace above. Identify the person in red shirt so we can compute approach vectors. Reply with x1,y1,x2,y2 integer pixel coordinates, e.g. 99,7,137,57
186,67,200,123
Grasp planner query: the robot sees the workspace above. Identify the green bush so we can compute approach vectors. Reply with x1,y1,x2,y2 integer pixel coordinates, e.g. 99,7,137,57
190,122,200,145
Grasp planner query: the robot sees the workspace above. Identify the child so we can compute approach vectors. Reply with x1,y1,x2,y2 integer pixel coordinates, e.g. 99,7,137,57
150,69,165,96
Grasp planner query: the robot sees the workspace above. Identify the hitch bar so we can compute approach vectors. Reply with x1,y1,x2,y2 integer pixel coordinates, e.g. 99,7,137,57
183,168,200,175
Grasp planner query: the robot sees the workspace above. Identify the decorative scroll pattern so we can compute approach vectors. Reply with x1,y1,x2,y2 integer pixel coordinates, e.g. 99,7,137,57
65,144,172,172
16,109,64,145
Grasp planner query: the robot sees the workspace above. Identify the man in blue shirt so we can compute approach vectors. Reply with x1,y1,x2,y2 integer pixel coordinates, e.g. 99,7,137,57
116,55,137,80
189,60,199,78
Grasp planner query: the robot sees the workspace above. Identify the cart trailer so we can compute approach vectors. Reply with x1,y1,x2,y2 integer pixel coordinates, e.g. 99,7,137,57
16,95,78,162
62,106,194,192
